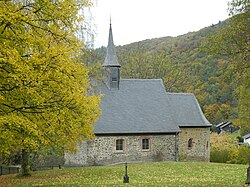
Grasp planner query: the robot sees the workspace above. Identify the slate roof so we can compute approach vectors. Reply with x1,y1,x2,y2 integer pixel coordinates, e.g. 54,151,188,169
166,93,211,127
93,79,211,135
94,79,180,134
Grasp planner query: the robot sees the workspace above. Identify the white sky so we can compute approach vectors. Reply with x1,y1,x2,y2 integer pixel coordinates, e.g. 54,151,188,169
91,0,230,48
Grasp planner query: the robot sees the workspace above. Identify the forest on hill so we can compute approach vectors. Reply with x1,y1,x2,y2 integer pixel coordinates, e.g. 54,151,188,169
93,20,235,125
90,13,248,133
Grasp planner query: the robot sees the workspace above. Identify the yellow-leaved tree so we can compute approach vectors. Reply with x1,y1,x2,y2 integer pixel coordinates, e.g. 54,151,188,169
0,0,100,176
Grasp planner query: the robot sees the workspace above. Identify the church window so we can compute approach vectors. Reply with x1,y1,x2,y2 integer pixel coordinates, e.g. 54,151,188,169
116,139,124,151
188,138,193,149
142,138,150,150
112,77,117,82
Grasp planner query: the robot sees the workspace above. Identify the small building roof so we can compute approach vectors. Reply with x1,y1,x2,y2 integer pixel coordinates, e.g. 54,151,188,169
167,93,211,127
220,122,232,129
216,122,225,128
216,122,232,128
243,133,250,139
94,79,180,134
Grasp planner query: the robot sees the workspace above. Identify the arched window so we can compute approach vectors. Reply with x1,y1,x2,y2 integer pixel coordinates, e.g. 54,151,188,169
188,138,193,149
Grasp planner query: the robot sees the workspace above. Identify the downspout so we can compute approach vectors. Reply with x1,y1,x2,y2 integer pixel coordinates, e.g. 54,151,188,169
175,132,179,162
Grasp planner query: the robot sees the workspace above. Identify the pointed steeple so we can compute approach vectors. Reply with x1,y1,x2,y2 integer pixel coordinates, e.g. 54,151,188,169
102,21,120,67
102,21,120,89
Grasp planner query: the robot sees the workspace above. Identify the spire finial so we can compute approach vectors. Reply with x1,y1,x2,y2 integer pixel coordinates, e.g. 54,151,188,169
110,14,112,25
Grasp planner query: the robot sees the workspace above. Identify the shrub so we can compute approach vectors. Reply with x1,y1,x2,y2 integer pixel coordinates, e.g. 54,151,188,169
210,132,250,164
210,133,238,163
235,145,250,164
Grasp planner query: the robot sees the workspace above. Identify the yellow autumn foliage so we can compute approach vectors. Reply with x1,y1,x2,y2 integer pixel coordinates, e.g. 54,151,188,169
0,0,100,157
210,132,250,164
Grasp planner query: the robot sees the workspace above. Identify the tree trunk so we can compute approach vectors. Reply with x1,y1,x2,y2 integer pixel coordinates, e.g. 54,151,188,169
21,149,31,176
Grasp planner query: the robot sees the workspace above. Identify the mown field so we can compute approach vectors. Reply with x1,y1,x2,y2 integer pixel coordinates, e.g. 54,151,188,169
0,162,248,187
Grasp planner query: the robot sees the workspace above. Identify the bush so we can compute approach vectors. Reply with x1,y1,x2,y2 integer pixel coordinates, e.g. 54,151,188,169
210,133,237,163
210,149,231,163
235,145,250,164
210,132,250,164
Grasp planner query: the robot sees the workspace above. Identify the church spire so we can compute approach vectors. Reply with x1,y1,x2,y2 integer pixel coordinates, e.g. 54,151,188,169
102,20,120,67
102,21,120,89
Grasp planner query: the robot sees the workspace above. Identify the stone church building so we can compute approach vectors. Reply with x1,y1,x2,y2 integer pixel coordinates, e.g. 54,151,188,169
65,23,211,166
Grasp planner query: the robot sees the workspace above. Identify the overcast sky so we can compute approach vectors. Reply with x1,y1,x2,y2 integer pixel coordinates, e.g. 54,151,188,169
90,0,230,48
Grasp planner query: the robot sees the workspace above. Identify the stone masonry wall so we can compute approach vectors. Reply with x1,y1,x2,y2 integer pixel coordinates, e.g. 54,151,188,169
65,134,178,166
179,127,210,162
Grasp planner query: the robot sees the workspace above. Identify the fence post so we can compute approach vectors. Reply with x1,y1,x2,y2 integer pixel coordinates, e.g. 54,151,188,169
0,166,2,175
246,156,250,184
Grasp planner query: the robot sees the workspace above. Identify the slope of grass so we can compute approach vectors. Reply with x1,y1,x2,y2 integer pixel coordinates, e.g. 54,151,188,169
0,162,248,187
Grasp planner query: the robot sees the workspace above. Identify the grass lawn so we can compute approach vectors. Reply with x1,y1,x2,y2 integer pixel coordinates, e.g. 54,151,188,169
0,162,248,187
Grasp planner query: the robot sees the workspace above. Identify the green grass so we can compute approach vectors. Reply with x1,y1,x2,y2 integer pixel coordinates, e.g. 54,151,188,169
0,162,248,187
